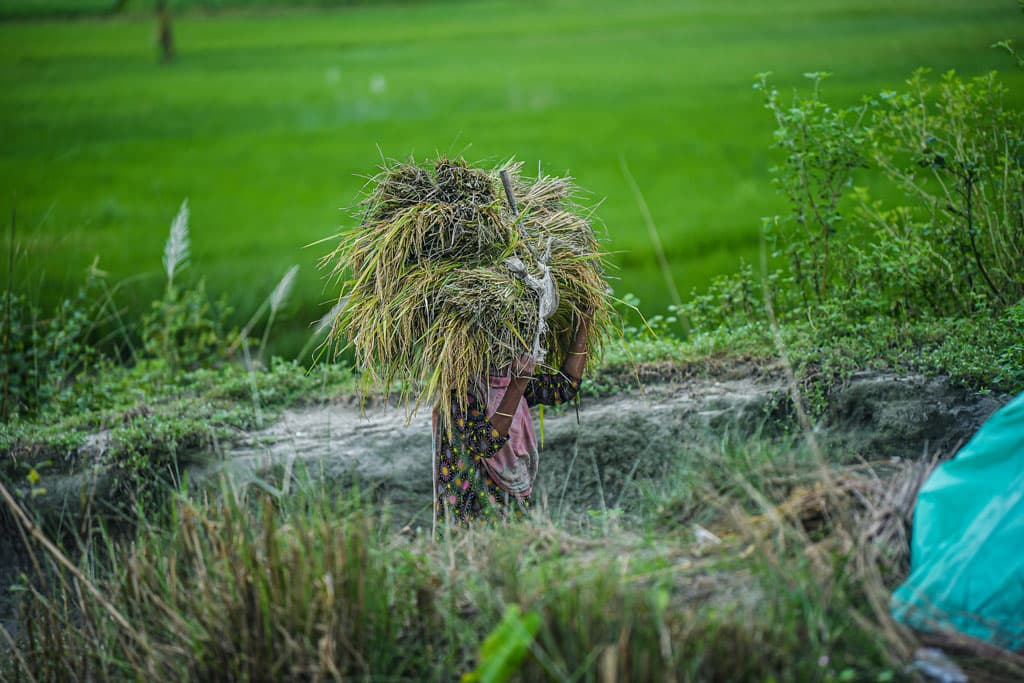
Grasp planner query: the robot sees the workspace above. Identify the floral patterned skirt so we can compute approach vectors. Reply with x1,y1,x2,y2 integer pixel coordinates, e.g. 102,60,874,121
434,443,531,528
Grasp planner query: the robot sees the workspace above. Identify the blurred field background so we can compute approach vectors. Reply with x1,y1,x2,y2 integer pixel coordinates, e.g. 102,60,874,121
1,0,1021,358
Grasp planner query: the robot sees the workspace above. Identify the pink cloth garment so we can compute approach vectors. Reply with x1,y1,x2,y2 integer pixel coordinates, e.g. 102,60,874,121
478,375,539,498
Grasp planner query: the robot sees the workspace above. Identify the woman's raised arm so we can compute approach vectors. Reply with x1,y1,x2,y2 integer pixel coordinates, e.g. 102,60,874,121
524,315,589,407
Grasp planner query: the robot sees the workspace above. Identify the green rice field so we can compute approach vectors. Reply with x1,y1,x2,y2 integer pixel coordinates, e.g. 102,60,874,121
1,0,1022,357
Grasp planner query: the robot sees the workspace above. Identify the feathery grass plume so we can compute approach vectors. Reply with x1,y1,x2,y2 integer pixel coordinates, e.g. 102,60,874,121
258,264,299,361
321,156,614,429
163,198,190,287
314,299,346,337
270,265,299,316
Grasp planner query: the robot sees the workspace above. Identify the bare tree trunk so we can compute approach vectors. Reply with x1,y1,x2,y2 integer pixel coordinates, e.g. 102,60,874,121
157,0,174,64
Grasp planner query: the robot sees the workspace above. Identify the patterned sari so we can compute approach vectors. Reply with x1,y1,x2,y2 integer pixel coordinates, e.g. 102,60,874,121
432,372,580,531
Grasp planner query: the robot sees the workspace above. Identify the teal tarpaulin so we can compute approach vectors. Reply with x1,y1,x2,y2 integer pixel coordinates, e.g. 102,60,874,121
891,392,1024,650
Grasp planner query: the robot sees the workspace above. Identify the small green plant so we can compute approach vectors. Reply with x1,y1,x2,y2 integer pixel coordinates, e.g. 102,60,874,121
684,261,772,335
141,199,236,369
462,604,541,683
1,270,102,420
141,279,235,370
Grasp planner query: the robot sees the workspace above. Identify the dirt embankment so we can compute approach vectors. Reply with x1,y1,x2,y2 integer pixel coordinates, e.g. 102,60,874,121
189,370,1006,525
8,369,1007,532
0,369,1010,643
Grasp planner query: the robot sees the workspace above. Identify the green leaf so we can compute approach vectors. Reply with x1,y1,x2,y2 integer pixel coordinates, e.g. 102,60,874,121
538,405,544,449
462,604,541,683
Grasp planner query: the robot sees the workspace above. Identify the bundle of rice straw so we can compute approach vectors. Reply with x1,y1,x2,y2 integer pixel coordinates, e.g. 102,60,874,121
321,156,613,428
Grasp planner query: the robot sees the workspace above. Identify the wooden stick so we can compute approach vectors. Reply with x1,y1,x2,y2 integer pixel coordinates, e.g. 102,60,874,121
499,168,520,217
499,168,540,261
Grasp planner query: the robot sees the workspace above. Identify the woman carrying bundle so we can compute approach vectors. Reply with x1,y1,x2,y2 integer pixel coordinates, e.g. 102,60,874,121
323,158,610,533
433,315,590,529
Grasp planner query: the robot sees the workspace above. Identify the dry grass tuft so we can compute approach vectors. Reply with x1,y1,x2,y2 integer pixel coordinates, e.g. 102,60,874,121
319,157,614,426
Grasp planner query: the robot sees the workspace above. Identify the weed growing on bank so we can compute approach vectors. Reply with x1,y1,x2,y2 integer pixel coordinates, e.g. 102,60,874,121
0,358,355,511
9,431,1023,681
0,201,354,511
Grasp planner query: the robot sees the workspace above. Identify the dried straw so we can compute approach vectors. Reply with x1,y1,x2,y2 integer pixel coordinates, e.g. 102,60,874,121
320,157,613,427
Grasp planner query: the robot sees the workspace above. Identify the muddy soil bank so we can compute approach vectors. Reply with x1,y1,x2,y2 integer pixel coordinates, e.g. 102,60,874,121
9,370,1007,531
0,370,1010,644
187,370,1007,526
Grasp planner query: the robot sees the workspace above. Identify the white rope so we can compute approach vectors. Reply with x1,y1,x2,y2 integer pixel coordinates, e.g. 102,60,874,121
504,237,559,364
498,169,560,364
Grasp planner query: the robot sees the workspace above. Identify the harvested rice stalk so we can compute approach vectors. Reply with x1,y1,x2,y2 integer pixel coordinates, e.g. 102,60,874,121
321,156,614,428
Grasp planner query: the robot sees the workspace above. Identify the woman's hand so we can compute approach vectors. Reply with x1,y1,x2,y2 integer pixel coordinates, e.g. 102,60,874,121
512,353,537,379
489,353,536,437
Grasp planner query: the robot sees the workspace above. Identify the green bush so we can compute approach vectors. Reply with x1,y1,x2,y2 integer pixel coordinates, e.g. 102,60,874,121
757,71,868,310
679,68,1024,397
0,274,101,420
755,68,1024,320
0,200,293,425
141,279,235,372
856,69,1024,317
1,199,347,503
753,67,1024,321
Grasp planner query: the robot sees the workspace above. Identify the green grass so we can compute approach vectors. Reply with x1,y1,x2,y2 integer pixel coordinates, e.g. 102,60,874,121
0,437,913,681
9,426,1022,681
1,0,1022,357
0,0,427,20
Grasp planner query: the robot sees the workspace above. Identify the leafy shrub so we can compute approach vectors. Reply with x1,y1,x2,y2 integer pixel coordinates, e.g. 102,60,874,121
1,199,277,427
140,199,238,370
0,199,339,505
756,71,868,309
855,70,1024,317
684,261,772,335
0,273,101,420
681,68,1024,395
755,67,1024,321
140,279,235,370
